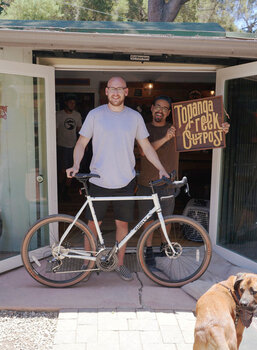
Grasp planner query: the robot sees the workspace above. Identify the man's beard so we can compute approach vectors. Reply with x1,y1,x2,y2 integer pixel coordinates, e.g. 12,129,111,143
154,113,164,122
108,95,125,107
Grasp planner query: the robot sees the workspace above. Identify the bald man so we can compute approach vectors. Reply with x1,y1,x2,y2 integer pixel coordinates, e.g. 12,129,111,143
67,77,168,281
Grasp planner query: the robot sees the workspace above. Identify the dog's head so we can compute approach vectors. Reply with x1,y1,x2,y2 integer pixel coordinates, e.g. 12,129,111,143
234,273,257,312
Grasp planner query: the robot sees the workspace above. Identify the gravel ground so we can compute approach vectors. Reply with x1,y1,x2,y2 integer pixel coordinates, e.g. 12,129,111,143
0,310,58,350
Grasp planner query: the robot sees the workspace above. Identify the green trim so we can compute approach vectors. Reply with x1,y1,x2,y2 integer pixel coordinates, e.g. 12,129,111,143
226,31,257,39
2,20,255,39
0,20,226,37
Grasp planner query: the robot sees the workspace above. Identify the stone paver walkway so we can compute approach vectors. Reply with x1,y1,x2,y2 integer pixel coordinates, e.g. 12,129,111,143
52,308,196,350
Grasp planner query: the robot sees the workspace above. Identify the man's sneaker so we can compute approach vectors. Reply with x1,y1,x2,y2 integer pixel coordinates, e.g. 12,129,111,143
145,246,156,266
115,265,133,281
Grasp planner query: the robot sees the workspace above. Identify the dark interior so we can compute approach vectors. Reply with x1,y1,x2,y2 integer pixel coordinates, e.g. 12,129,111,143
56,72,215,245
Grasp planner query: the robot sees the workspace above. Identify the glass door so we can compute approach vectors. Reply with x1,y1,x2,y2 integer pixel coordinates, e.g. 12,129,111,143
211,61,257,272
0,60,56,273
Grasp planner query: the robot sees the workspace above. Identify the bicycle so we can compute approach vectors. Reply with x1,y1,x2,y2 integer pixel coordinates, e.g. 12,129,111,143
21,173,212,288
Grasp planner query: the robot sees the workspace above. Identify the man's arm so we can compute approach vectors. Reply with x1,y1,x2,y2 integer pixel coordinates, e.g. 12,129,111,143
66,135,90,178
139,126,176,156
137,138,169,179
151,125,176,151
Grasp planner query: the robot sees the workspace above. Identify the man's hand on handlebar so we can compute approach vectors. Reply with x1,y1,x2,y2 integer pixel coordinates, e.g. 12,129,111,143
159,169,169,179
66,166,79,178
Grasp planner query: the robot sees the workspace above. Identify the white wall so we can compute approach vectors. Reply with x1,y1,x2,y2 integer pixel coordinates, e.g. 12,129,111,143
0,47,32,63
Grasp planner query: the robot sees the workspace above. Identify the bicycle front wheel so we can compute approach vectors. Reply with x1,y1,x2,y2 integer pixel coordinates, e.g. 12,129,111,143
137,215,212,287
21,214,97,288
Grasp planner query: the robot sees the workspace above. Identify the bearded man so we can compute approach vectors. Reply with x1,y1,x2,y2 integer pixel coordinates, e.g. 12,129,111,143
137,96,178,265
138,95,230,266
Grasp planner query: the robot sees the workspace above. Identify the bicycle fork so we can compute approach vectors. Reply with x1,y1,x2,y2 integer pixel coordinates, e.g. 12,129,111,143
152,193,177,255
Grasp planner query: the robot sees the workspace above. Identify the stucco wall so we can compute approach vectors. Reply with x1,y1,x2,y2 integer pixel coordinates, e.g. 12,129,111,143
0,47,32,63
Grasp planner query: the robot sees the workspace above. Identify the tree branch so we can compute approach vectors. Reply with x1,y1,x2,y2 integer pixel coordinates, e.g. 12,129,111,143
148,0,163,22
162,0,190,22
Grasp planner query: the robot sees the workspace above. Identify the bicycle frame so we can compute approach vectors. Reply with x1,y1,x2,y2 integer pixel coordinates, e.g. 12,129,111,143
57,192,176,261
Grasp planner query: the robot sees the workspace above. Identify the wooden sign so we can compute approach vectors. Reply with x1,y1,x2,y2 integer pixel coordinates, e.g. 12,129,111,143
172,95,225,152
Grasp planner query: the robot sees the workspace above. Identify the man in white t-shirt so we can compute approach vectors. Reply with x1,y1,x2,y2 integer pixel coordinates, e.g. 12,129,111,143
66,77,169,281
56,94,82,200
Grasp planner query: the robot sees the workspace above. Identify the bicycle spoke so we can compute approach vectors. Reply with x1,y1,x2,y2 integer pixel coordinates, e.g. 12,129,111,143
137,216,212,287
21,215,96,287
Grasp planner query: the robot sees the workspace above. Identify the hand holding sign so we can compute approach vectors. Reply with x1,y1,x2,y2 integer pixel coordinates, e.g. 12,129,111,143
166,125,176,140
222,122,230,134
172,96,226,152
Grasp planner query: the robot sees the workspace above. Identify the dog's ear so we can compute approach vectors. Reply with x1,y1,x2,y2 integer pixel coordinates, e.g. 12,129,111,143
234,272,245,291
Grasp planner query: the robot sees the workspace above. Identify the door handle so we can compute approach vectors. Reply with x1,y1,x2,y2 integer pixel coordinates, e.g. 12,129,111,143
36,175,44,183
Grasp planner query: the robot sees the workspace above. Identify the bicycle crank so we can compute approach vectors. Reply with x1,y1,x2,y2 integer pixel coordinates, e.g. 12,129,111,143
96,249,118,271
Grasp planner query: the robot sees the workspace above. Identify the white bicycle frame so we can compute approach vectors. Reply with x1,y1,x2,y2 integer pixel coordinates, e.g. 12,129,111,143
57,192,176,261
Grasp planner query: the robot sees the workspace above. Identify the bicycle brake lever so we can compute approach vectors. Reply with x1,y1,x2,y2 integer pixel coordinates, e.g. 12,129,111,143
169,170,176,181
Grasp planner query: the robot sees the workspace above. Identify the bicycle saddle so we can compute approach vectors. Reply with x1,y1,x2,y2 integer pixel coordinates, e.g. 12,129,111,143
74,173,100,180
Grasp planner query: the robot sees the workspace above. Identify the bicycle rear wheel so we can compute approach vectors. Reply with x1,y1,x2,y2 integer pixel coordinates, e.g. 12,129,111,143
137,215,212,287
21,214,96,288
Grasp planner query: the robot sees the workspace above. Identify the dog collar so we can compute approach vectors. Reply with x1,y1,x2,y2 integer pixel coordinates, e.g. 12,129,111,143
220,284,240,327
219,282,254,328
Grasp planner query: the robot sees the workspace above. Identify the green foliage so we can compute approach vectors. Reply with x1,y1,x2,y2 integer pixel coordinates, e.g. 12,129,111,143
60,0,115,21
0,0,11,15
0,0,255,33
127,0,147,21
175,0,200,22
0,0,63,20
176,0,257,32
59,0,82,21
235,0,257,33
112,0,148,21
112,0,129,21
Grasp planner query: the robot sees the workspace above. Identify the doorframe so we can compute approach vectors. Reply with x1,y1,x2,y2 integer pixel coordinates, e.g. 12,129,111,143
211,61,257,272
0,59,57,273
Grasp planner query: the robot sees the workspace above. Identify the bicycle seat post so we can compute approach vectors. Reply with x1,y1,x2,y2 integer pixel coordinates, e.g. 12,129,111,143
149,181,155,194
83,180,89,196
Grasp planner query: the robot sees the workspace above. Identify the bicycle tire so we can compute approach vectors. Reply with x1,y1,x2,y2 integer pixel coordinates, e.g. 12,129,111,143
21,214,97,288
137,215,212,287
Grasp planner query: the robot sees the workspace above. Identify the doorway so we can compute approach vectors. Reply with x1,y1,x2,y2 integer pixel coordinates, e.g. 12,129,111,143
54,69,216,248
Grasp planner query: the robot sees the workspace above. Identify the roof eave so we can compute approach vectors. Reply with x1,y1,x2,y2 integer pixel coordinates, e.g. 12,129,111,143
0,29,256,59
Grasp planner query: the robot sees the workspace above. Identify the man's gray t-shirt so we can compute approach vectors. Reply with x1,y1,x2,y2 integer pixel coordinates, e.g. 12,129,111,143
79,104,149,189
